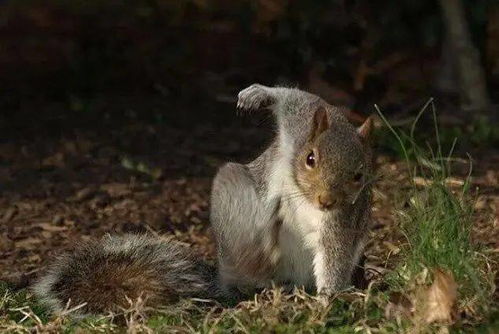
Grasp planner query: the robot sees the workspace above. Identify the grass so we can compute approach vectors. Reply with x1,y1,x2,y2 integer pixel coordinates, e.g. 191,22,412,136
0,284,399,333
376,102,493,304
0,101,496,333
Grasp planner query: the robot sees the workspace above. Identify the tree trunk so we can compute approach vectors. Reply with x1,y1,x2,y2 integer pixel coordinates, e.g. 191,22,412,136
439,0,490,112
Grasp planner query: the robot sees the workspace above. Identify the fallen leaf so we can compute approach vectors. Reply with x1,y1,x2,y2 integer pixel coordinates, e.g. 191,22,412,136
72,186,97,202
2,207,18,222
41,231,52,239
0,235,14,252
382,241,401,255
413,177,432,187
15,237,42,250
38,223,68,232
422,268,458,324
101,183,132,198
52,214,64,225
413,177,464,188
385,292,414,319
445,177,464,187
121,157,163,179
42,152,65,168
28,254,41,263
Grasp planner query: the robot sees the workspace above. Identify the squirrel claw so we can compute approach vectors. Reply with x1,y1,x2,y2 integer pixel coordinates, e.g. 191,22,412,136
316,292,331,308
237,84,275,111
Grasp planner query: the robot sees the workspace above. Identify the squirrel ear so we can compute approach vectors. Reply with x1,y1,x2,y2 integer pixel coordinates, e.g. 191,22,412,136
357,115,373,142
309,107,329,141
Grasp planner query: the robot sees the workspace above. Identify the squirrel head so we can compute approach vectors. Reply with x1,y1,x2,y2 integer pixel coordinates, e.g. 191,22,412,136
293,107,373,212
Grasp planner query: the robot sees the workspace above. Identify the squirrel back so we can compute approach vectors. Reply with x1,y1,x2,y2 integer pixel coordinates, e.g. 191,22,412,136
32,234,217,315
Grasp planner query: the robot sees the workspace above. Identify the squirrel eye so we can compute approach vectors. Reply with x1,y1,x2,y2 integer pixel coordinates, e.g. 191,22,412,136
306,152,315,168
353,172,363,182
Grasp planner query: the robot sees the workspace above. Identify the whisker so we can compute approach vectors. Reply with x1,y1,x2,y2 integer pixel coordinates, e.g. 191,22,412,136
351,174,378,204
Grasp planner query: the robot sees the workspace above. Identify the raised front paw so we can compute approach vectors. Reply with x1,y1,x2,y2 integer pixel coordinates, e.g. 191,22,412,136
237,84,275,111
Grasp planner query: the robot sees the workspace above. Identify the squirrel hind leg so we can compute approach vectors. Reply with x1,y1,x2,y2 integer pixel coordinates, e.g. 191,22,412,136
237,84,276,111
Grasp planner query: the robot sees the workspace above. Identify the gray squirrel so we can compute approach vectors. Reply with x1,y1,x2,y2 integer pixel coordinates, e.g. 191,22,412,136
33,84,374,315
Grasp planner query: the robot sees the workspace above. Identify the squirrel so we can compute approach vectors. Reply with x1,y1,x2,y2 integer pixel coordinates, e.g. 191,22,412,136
32,84,374,315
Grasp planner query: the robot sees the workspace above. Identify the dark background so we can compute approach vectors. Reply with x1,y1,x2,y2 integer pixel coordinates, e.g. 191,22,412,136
0,0,498,280
1,0,498,139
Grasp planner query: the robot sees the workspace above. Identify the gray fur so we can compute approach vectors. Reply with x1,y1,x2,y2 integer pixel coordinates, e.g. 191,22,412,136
32,234,217,315
213,84,373,295
211,162,281,294
319,190,371,293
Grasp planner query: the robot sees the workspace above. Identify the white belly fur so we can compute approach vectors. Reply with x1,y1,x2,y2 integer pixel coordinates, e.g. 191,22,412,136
274,195,324,289
265,131,324,289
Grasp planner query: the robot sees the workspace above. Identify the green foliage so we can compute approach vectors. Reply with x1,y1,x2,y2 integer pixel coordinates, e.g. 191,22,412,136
376,101,493,314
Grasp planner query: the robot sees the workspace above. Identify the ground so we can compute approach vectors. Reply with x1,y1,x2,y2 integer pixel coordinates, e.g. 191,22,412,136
0,99,497,332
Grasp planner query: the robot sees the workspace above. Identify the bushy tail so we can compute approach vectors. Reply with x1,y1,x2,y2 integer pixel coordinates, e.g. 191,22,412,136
32,234,217,315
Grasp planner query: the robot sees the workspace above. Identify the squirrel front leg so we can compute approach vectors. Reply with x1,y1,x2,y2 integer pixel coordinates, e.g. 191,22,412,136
313,225,364,295
237,84,279,111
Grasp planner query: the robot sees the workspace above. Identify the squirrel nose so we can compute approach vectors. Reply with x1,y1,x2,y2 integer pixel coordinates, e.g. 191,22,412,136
318,194,336,210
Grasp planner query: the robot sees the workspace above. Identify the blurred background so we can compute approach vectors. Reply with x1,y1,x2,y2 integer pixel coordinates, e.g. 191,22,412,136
1,0,498,139
0,0,498,281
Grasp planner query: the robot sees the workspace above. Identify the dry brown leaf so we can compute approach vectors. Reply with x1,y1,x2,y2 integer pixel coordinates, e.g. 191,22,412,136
28,254,42,263
0,234,14,252
52,214,64,225
41,152,65,168
413,177,464,188
101,183,132,198
73,186,97,202
2,207,18,222
41,231,52,239
38,223,68,232
382,241,401,255
421,268,458,324
413,176,432,187
63,141,78,155
444,177,465,187
385,292,414,320
15,237,42,250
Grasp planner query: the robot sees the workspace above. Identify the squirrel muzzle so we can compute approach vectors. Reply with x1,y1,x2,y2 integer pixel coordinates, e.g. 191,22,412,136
315,185,349,211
